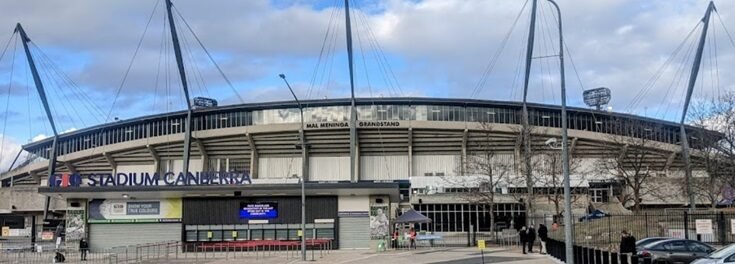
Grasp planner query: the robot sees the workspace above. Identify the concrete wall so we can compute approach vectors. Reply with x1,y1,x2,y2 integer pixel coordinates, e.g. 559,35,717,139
0,186,66,211
309,156,349,181
338,195,369,212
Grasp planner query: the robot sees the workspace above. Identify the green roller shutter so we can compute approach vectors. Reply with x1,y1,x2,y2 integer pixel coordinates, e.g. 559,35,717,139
88,223,181,251
338,217,369,249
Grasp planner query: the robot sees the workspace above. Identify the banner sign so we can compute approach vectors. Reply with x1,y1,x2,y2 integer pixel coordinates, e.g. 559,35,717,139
306,121,401,129
88,199,182,223
239,202,278,219
49,171,251,188
337,211,369,217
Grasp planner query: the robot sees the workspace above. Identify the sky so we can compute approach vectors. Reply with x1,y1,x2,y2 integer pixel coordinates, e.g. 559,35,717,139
0,0,734,170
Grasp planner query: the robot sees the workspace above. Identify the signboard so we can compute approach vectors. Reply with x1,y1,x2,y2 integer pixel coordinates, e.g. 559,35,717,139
41,231,54,241
477,240,486,250
239,202,278,219
88,199,182,223
731,219,735,235
1,226,9,237
306,121,401,129
49,171,251,188
337,211,369,217
695,219,713,234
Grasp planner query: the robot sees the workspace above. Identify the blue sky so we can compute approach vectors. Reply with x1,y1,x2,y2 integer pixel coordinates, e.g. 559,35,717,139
0,0,734,169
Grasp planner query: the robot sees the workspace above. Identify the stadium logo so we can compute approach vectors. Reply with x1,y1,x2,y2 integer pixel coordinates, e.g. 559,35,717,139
49,171,252,188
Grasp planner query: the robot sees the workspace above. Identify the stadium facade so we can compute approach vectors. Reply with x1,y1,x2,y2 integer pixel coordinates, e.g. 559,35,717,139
0,97,714,250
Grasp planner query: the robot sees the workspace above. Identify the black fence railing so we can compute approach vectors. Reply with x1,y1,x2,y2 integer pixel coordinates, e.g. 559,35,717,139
547,238,641,264
539,211,735,264
544,211,735,251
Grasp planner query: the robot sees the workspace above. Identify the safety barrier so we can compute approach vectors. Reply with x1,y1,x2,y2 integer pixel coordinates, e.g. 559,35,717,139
0,239,335,263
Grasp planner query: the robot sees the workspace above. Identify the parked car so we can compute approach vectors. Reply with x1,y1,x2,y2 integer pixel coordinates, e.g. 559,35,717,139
636,237,673,251
578,209,607,222
638,239,715,264
691,243,735,264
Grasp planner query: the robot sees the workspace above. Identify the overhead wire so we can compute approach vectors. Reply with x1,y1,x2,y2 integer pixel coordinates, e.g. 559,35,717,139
1,34,18,166
353,0,403,97
106,0,161,122
173,5,244,104
30,42,105,123
30,43,80,129
307,0,341,100
471,0,530,99
626,23,700,112
657,26,698,120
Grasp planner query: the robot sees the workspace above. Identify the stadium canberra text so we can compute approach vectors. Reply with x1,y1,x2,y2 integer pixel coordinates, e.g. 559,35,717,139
49,171,252,187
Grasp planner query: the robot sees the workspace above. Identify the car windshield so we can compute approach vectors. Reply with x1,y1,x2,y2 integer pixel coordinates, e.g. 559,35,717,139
707,244,735,259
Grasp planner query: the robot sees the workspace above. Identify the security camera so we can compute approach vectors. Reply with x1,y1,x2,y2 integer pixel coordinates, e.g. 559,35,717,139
545,138,558,147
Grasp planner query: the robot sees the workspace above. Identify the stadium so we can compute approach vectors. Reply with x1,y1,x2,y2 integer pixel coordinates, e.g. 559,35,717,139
0,96,714,250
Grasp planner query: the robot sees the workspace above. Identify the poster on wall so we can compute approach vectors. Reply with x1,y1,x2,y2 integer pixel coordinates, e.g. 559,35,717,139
369,205,389,239
65,209,86,241
88,198,182,223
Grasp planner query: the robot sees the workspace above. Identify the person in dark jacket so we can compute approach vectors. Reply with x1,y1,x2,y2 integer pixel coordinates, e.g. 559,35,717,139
79,238,89,261
54,251,66,263
526,226,537,253
538,224,548,254
619,230,637,264
519,226,528,253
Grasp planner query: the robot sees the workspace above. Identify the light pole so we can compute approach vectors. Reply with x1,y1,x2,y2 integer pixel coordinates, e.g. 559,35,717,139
546,0,574,262
279,74,307,261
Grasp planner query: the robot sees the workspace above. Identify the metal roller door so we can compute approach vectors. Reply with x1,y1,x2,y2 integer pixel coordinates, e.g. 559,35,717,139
89,223,181,251
338,217,369,249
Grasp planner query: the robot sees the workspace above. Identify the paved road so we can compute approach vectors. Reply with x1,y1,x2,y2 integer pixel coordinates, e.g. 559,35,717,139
203,247,557,264
5,246,557,264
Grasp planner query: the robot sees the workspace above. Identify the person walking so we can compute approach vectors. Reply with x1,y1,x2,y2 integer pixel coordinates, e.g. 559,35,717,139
538,224,548,254
519,226,528,254
619,230,637,264
526,225,537,253
391,229,399,249
79,238,89,261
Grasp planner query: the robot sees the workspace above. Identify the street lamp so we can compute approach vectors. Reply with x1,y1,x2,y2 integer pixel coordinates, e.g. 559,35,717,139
546,0,574,262
279,73,307,261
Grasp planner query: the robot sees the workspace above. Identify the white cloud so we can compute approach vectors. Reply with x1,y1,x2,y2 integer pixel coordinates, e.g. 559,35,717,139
0,0,732,131
615,25,635,35
0,134,24,172
32,134,49,142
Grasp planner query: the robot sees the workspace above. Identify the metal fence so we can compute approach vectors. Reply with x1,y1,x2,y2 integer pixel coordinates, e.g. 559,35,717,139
546,238,640,264
0,239,335,264
543,211,735,251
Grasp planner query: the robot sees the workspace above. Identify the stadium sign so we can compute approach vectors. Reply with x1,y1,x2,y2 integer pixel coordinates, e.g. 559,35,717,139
49,171,252,188
306,121,401,129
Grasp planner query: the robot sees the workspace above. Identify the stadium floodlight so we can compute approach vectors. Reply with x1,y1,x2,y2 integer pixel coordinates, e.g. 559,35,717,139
193,97,218,109
583,87,611,110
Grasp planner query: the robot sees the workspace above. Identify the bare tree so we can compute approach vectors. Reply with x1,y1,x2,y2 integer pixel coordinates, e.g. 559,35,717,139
443,123,514,232
689,93,735,208
534,151,588,217
596,118,668,212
